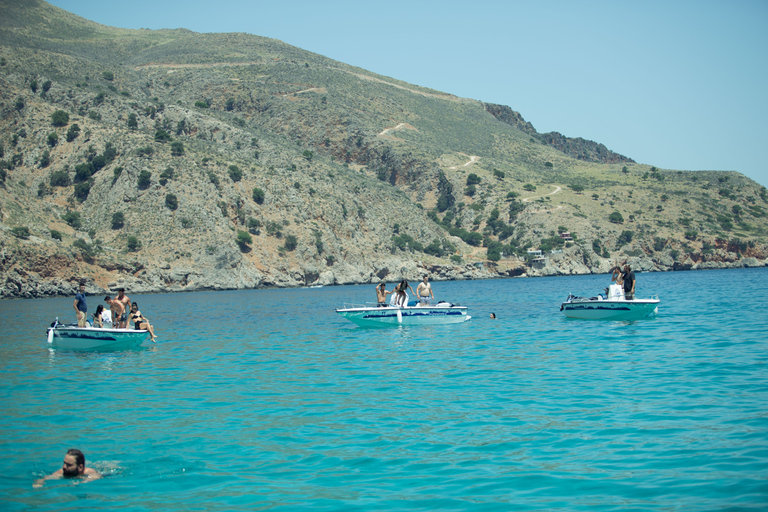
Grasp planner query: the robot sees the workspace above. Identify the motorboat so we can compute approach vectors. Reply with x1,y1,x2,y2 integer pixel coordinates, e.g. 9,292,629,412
560,292,660,320
336,301,471,327
46,319,149,349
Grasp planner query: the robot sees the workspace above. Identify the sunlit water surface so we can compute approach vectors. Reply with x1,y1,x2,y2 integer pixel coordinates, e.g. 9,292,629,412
1,268,767,511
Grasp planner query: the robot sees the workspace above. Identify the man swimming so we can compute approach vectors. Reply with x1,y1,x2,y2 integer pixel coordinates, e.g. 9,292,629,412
34,449,101,487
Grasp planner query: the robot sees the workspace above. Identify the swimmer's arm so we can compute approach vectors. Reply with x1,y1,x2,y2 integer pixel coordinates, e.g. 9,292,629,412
33,469,63,487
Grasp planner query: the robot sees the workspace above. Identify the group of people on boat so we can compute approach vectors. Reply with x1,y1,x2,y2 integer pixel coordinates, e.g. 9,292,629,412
376,275,435,307
72,283,157,342
609,261,636,300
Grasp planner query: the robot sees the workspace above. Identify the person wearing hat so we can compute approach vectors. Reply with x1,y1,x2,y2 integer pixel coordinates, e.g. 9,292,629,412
622,263,636,300
114,288,131,328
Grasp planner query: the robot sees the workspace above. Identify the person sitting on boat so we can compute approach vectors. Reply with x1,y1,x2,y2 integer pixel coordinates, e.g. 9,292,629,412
33,448,101,488
92,305,105,328
622,263,636,300
73,282,87,327
130,302,157,342
416,275,434,306
104,296,125,328
375,282,392,307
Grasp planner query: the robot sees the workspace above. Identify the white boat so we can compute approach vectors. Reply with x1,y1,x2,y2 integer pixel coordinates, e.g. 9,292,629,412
560,293,660,320
46,319,149,349
336,302,471,327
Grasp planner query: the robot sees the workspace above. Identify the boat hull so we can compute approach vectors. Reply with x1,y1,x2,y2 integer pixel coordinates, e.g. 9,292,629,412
560,298,659,320
47,326,149,350
336,305,470,327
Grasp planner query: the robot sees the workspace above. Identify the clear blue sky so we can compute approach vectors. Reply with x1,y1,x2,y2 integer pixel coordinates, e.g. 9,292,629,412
49,0,768,187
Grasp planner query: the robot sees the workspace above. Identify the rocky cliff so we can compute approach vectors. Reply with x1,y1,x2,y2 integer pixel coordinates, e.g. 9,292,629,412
0,0,766,300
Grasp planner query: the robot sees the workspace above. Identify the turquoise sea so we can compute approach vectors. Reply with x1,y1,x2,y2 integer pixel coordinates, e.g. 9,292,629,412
1,268,767,511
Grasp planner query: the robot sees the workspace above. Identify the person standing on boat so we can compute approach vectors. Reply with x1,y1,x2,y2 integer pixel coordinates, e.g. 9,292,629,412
114,288,131,328
105,295,125,328
73,282,87,327
392,279,416,307
33,448,101,487
416,275,434,306
375,282,392,307
622,263,636,300
609,263,625,300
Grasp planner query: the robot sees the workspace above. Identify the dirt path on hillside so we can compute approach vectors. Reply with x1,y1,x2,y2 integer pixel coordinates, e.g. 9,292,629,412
522,185,563,212
378,122,418,140
280,87,327,97
449,154,480,169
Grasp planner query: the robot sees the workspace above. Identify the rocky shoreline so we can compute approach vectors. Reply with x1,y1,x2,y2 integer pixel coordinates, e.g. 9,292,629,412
2,252,765,300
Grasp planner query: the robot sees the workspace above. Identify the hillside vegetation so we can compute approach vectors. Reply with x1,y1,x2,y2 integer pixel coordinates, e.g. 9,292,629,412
1,0,766,298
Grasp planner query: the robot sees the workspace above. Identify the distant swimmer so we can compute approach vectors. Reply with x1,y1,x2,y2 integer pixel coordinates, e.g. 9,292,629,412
34,449,101,487
490,312,496,319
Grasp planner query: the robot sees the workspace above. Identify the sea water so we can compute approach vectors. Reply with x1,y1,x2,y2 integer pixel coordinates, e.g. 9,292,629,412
0,268,766,511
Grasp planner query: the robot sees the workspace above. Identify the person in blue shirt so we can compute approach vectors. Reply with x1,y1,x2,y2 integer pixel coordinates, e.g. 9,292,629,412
73,282,87,327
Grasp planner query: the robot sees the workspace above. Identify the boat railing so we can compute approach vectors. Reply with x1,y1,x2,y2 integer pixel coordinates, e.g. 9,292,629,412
340,302,397,310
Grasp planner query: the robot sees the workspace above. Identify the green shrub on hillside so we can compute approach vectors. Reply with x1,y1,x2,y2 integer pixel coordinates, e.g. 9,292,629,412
126,236,141,252
154,129,171,143
11,227,30,239
170,141,184,156
165,193,178,211
102,71,114,81
51,110,69,127
252,187,265,204
74,180,92,202
159,167,174,185
50,170,70,187
466,173,481,186
228,165,242,182
137,170,151,190
236,230,252,251
62,211,81,229
111,211,124,229
609,212,624,224
66,124,80,142
284,235,298,251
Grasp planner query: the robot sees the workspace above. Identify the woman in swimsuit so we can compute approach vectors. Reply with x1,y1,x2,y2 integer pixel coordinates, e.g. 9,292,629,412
130,302,157,342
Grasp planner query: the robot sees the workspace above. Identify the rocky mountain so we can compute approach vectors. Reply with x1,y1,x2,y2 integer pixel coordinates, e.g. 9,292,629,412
1,0,766,299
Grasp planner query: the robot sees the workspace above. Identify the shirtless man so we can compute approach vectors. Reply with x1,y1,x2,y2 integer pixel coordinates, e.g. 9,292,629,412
105,295,125,328
375,282,392,307
34,449,101,487
114,288,131,328
416,275,434,306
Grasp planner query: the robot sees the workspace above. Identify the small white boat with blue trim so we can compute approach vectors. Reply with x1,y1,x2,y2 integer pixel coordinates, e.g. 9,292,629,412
560,292,660,320
336,301,471,327
46,318,149,349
